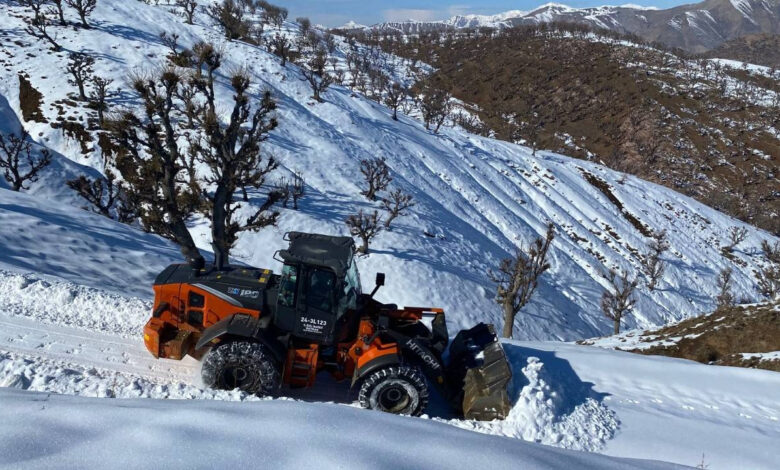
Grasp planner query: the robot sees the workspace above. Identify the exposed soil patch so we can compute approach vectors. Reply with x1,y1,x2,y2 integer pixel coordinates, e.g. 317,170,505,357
18,74,46,123
580,170,653,237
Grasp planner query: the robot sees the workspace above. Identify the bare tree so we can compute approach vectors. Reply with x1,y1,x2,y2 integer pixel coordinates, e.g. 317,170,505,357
66,52,94,101
641,230,669,290
176,0,197,24
206,0,250,41
66,169,135,222
0,130,52,191
359,157,392,201
160,32,194,68
290,171,304,209
381,188,414,229
188,62,281,270
384,81,406,121
724,226,748,253
50,0,67,25
301,47,333,103
601,269,638,335
268,33,292,66
89,76,113,126
758,240,780,299
346,209,382,254
262,3,288,29
19,0,47,16
420,85,452,133
275,177,291,207
107,69,205,266
489,224,555,338
64,0,97,28
296,16,311,36
716,267,734,308
24,11,61,51
513,88,544,156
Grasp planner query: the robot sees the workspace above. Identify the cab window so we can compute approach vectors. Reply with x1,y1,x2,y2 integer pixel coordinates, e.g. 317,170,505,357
308,269,335,312
345,259,362,298
279,264,298,308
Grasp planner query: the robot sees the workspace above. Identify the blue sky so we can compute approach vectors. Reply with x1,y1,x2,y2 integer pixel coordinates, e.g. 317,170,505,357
279,0,691,27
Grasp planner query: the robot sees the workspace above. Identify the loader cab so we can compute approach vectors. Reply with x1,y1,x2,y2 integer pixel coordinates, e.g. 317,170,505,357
274,233,365,344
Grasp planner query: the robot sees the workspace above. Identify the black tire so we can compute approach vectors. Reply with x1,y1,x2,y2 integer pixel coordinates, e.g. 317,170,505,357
201,341,280,396
358,365,429,417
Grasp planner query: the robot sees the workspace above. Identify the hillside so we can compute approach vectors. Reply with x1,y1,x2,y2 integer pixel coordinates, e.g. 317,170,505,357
359,25,780,234
706,33,780,68
0,0,778,342
0,1,778,469
342,0,780,53
582,302,780,371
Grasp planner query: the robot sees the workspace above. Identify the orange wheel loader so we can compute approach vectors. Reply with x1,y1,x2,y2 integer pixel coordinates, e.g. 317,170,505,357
143,232,512,419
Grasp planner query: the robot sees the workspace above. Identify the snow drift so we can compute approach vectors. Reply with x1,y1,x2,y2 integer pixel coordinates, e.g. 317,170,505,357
0,388,684,470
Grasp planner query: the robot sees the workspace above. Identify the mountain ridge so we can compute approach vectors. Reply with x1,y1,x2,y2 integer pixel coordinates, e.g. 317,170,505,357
339,0,780,52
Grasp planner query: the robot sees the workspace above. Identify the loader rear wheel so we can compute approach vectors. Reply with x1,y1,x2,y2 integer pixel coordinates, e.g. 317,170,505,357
201,341,280,396
358,365,429,417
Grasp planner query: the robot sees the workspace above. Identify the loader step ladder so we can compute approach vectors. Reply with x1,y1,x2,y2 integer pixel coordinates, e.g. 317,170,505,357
284,344,319,388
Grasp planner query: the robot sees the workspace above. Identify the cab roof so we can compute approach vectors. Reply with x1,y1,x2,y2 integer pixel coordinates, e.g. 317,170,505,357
278,232,355,276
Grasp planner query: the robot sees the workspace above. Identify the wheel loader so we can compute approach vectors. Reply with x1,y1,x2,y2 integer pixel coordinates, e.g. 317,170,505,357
143,232,512,419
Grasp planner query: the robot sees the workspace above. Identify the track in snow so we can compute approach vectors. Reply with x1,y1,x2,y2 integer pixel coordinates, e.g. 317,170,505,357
0,314,199,383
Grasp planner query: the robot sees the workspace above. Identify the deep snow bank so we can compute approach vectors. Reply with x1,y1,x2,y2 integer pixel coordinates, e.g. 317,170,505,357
445,354,618,452
507,341,780,470
0,388,683,470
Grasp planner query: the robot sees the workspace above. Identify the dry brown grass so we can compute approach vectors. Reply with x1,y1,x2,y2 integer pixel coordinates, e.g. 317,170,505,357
631,304,780,372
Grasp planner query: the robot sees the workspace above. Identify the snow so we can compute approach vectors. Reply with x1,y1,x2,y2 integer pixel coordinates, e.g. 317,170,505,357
442,355,619,452
729,0,758,23
0,190,180,297
508,341,780,470
740,351,780,361
0,1,778,468
0,388,684,470
0,0,776,342
0,263,778,468
617,4,660,10
338,20,367,30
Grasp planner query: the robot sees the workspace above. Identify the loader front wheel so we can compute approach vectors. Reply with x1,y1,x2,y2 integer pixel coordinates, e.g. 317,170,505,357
201,341,280,396
358,365,429,417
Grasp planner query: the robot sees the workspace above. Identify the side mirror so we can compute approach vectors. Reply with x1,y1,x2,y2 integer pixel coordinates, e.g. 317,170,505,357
370,273,386,298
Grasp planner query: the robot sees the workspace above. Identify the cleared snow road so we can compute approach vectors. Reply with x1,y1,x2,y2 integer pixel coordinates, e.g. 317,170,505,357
0,314,200,383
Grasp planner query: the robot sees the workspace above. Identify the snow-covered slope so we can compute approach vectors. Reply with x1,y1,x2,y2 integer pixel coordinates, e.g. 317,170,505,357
0,190,180,297
1,3,777,469
0,0,776,341
0,388,685,470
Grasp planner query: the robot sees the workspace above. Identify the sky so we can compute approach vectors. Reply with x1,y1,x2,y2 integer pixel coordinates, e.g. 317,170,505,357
277,0,693,27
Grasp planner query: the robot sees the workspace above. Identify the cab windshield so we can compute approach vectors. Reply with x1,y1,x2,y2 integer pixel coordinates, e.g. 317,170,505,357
337,259,361,318
308,269,336,312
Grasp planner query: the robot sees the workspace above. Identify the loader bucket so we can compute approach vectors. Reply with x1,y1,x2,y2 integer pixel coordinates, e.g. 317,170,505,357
447,323,512,421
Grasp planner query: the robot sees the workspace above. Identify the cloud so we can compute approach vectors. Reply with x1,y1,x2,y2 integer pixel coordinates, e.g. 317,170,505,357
382,9,440,22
